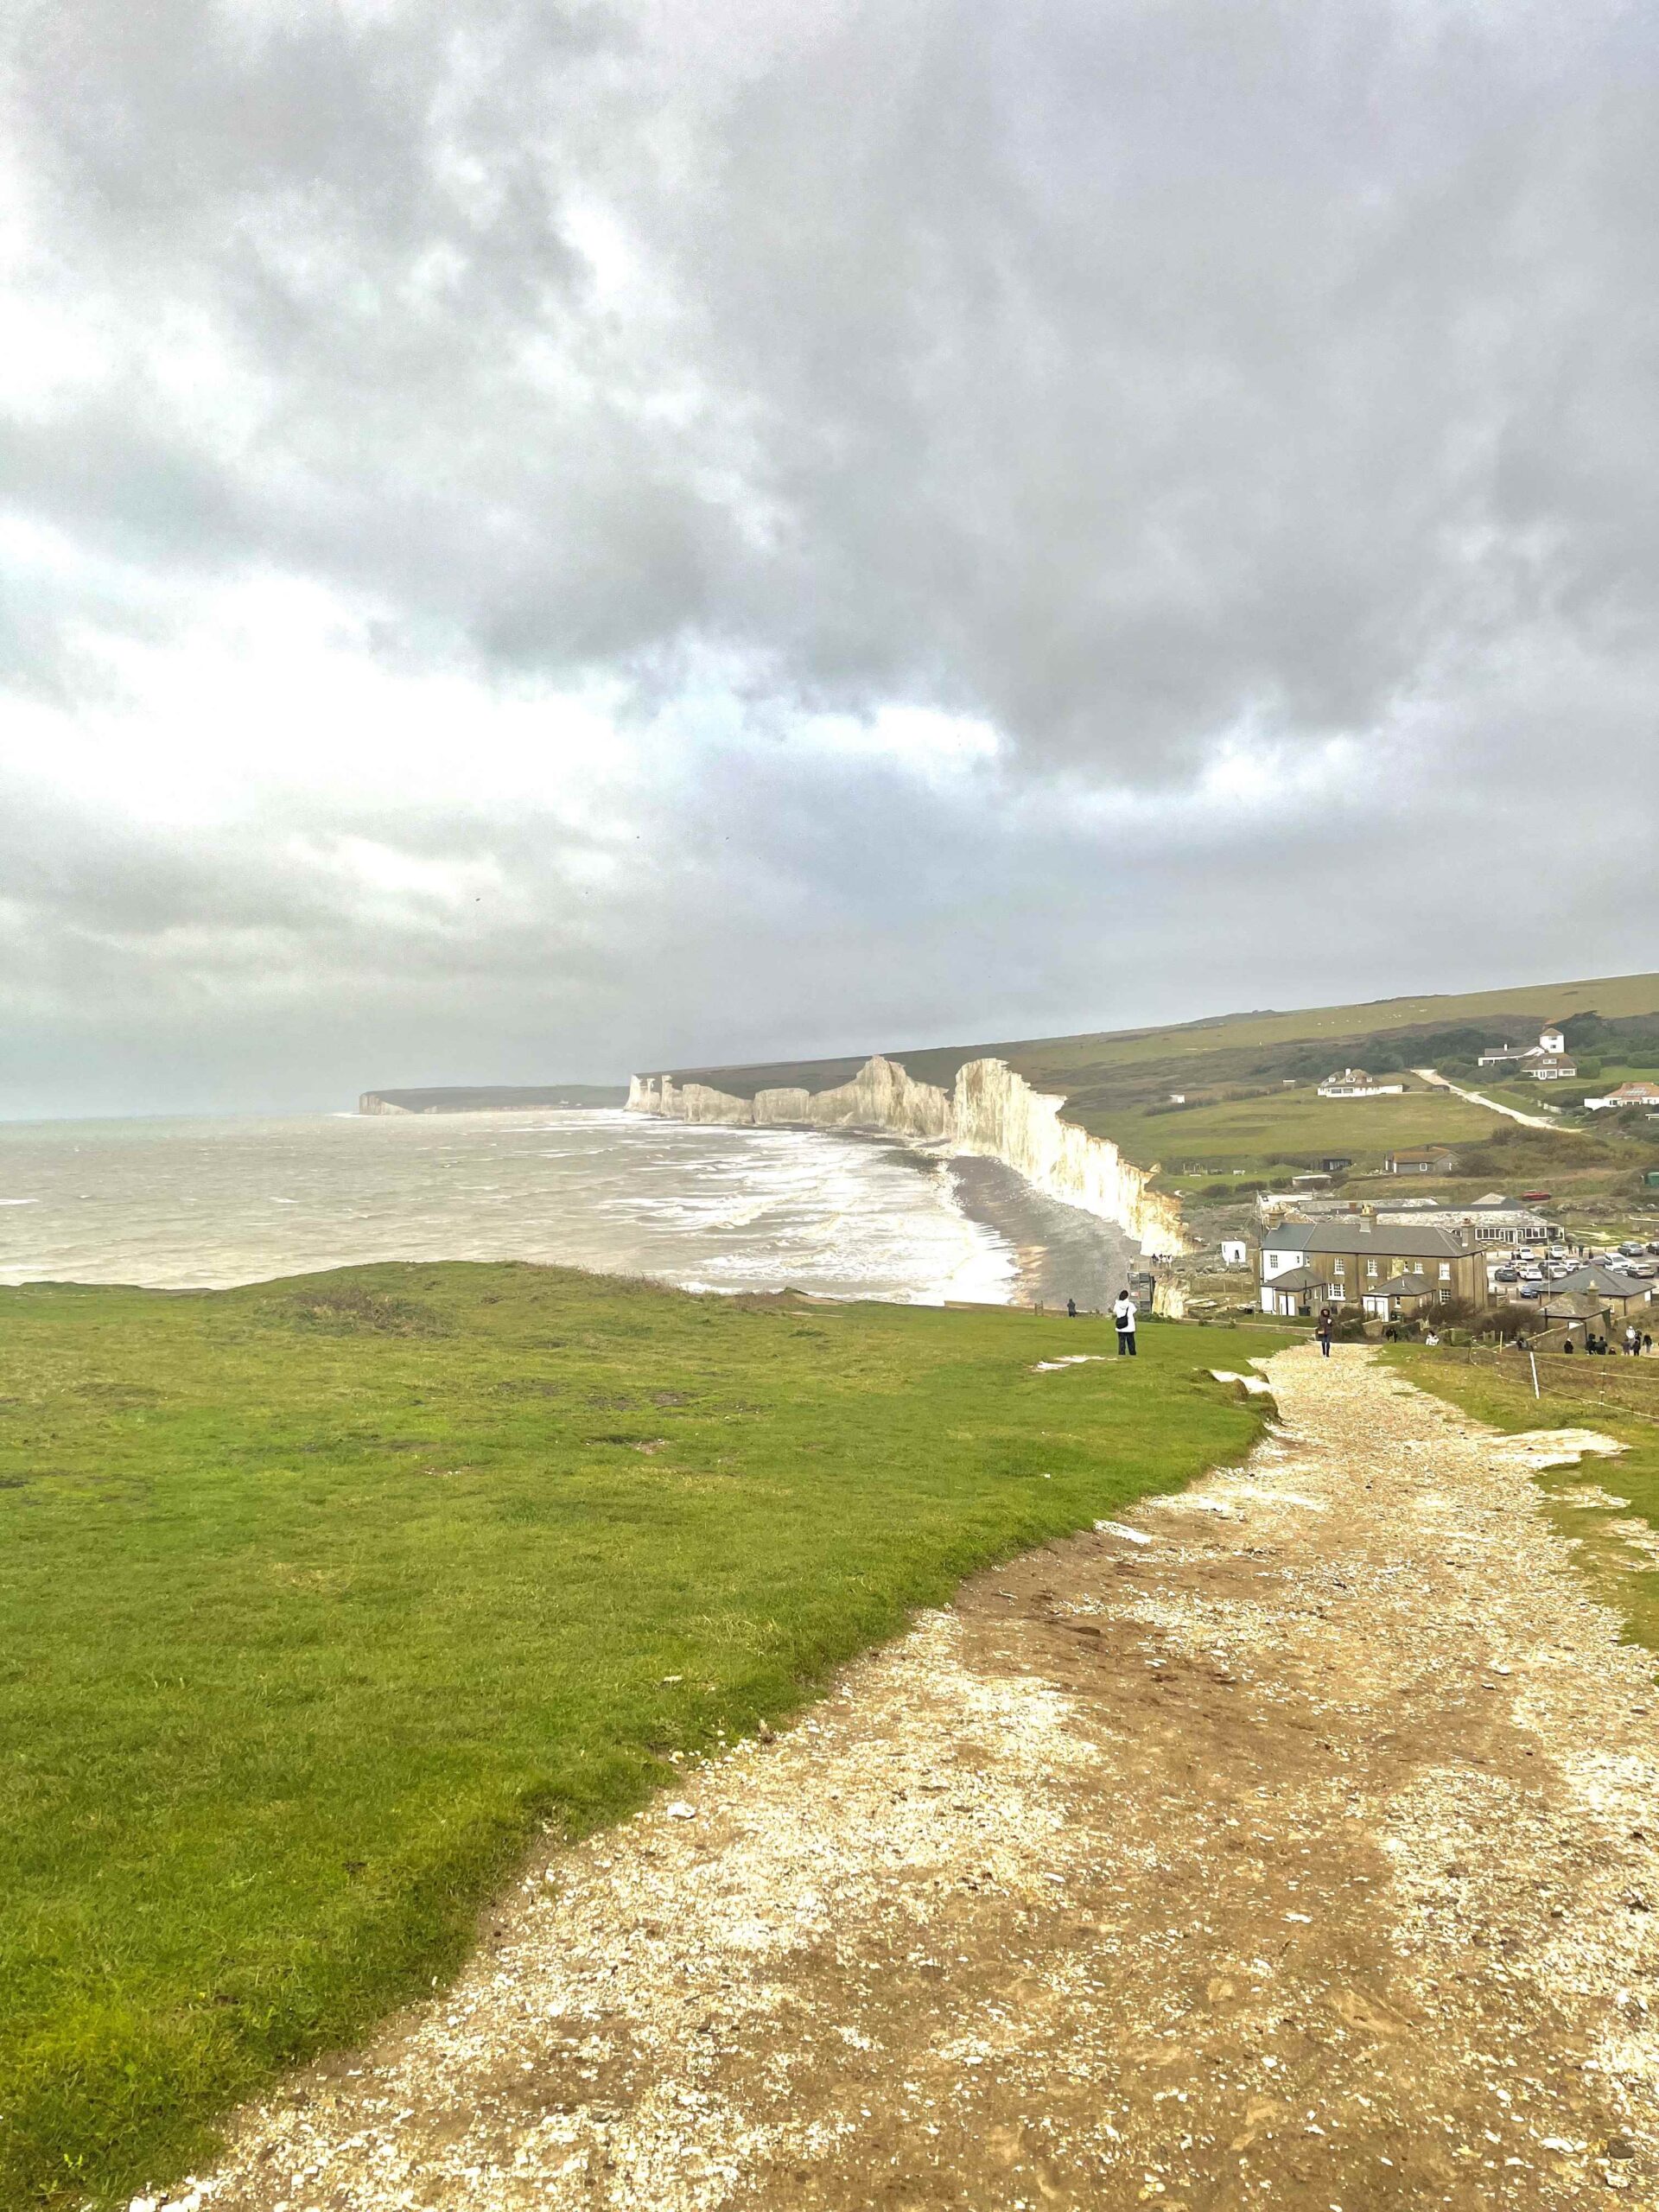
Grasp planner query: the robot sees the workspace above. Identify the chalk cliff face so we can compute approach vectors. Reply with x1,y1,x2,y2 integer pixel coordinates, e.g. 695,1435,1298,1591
627,1054,1185,1258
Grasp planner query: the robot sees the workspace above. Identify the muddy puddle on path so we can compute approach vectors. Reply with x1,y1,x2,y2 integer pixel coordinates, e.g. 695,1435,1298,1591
195,1346,1658,2212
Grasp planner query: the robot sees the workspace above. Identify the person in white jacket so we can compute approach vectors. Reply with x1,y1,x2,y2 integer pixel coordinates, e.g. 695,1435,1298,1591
1112,1287,1137,1357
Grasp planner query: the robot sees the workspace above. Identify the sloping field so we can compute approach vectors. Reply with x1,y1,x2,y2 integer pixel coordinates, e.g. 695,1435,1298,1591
1095,1082,1503,1180
658,970,1659,1178
197,1345,1659,2212
0,1264,1274,2207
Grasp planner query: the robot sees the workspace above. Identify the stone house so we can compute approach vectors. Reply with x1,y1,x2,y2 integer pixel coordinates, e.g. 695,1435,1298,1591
1256,1221,1487,1317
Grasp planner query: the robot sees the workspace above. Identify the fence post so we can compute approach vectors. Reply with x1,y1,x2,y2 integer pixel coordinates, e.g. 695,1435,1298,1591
1529,1350,1541,1401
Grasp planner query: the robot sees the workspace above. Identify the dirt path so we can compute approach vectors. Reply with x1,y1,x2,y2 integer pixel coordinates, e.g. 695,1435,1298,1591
190,1347,1659,2212
1413,1066,1566,1132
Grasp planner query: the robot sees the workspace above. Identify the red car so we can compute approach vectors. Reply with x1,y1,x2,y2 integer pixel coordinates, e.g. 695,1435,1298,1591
1519,1191,1552,1202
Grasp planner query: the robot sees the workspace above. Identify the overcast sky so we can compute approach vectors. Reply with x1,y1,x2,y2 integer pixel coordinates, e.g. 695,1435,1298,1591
3,0,1656,1117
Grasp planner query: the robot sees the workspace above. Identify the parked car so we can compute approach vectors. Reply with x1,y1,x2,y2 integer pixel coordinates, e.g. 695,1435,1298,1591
1621,1241,1647,1256
1493,1267,1519,1283
1520,1283,1546,1299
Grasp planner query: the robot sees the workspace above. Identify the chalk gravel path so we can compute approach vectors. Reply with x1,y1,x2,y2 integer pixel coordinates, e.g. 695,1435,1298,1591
189,1347,1659,2212
1412,1067,1566,1132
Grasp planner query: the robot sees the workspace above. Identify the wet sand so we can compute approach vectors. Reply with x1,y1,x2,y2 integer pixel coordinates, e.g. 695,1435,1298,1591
945,1153,1141,1311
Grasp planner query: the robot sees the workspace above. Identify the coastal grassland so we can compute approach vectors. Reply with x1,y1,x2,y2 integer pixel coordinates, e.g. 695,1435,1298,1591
0,1263,1283,2207
1092,1084,1501,1183
993,968,1659,1083
1382,1344,1659,1664
655,973,1659,1194
659,971,1659,1107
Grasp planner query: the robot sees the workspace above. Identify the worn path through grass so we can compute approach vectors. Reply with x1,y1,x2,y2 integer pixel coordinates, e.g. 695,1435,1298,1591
0,1265,1273,2206
200,1344,1659,2212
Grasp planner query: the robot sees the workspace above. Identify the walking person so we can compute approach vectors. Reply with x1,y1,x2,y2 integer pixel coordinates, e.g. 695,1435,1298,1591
1112,1287,1137,1357
1316,1306,1334,1358
1066,1297,1077,1319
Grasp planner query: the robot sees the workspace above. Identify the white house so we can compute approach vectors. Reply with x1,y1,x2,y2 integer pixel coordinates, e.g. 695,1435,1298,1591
1478,1022,1574,1077
1317,1068,1407,1098
1586,1081,1659,1111
1220,1237,1249,1268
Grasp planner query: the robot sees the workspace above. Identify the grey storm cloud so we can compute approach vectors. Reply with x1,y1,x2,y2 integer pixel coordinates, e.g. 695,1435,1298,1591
6,0,1657,760
1,0,1656,1116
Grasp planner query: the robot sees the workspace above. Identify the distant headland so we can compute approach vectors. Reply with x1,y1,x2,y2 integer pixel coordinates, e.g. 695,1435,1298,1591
359,1084,628,1114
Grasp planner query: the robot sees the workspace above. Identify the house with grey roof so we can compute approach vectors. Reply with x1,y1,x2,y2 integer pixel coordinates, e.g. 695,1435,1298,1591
1360,1271,1439,1321
1256,1219,1489,1317
1542,1266,1655,1320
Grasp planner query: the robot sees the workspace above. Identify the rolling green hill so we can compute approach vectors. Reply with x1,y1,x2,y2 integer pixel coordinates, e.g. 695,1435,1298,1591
660,970,1659,1197
0,1266,1274,2205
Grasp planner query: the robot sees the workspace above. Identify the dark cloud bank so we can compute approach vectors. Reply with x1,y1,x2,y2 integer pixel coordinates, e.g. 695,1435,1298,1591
1,0,1655,1116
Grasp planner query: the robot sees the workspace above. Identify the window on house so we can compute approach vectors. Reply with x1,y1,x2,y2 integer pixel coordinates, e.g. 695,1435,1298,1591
1438,1287,1451,1303
1439,1263,1452,1281
1366,1260,1378,1276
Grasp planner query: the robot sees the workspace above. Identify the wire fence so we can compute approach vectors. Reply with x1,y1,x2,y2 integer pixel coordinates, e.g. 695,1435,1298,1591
1452,1340,1659,1423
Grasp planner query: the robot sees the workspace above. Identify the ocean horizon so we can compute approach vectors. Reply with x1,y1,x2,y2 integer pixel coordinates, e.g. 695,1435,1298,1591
0,1107,1028,1306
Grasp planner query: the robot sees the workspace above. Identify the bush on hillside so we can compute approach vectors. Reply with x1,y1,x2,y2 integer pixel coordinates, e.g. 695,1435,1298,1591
1480,1301,1539,1343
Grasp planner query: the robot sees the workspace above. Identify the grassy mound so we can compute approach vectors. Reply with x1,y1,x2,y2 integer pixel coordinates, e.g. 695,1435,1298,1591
0,1263,1279,2205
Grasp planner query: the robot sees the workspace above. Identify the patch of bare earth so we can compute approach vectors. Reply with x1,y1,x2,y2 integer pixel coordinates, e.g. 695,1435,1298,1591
188,1345,1659,2212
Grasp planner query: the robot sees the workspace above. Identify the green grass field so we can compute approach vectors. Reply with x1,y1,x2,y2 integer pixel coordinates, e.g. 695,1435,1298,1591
0,1263,1281,2207
1102,1084,1503,1182
660,971,1659,1185
1385,1344,1659,1669
993,968,1659,1081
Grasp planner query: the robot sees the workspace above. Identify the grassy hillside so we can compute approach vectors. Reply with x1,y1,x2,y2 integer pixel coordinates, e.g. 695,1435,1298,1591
658,970,1659,1193
1088,1082,1503,1184
0,1264,1278,2207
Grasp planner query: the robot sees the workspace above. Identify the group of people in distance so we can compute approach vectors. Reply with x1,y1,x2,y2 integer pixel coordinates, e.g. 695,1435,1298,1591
1565,1325,1653,1356
1056,1294,1653,1363
1063,1290,1140,1355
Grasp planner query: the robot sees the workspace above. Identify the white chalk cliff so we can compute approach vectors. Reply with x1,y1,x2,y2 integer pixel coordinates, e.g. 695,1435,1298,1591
626,1054,1186,1258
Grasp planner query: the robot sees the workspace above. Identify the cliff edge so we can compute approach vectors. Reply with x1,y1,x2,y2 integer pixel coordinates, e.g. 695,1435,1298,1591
627,1053,1186,1258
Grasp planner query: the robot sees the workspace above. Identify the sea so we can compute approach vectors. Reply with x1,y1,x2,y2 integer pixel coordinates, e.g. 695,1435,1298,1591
0,1109,1140,1307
